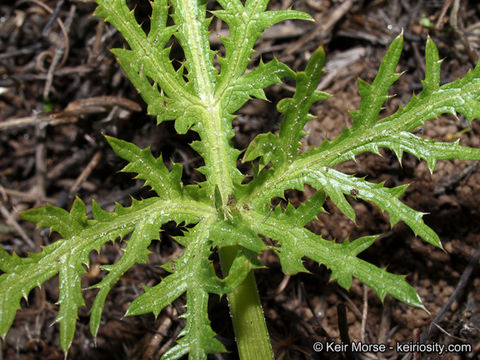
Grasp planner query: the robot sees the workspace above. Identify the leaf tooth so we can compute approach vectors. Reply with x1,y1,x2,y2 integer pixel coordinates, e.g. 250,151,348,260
388,183,409,198
425,157,437,174
391,145,404,164
113,201,127,214
22,289,28,302
70,197,87,223
356,78,371,97
91,200,115,221
278,249,309,275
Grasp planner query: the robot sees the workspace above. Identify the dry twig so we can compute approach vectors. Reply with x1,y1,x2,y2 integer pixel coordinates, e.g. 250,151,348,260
0,200,35,249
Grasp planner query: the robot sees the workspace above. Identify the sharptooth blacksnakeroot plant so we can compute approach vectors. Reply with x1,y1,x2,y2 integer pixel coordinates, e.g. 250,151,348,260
1,1,480,359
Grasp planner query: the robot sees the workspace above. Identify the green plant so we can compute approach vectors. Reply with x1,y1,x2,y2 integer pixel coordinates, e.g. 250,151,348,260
1,0,480,359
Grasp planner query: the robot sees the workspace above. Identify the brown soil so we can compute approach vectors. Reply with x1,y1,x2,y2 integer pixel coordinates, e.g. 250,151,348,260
1,1,480,359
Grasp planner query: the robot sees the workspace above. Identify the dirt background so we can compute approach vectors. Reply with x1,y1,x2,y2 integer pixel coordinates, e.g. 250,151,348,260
1,0,480,359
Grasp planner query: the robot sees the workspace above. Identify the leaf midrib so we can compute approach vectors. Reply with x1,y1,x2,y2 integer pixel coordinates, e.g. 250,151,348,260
105,0,197,104
214,1,263,100
3,199,215,297
242,80,480,204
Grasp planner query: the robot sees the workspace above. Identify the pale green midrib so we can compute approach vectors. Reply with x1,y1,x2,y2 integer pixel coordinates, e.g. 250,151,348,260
3,199,215,296
243,208,350,268
190,219,214,353
245,209,397,295
182,0,214,99
215,2,262,100
283,97,310,164
204,105,235,198
105,0,241,198
181,0,235,199
106,2,197,105
241,82,480,204
377,81,480,129
121,147,181,200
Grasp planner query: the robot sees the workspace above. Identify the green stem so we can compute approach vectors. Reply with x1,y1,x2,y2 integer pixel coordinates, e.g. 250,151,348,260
219,246,274,360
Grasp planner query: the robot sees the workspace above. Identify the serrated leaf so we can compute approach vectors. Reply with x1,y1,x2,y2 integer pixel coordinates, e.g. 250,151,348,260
249,210,425,309
89,218,161,337
378,131,480,173
0,248,22,273
223,58,295,115
171,0,217,91
273,190,326,227
214,1,311,95
243,133,281,170
0,253,57,340
249,166,441,247
148,0,175,48
209,218,265,253
112,48,173,118
6,1,480,358
106,136,183,199
21,197,87,238
277,47,330,163
350,34,403,131
127,220,232,359
161,290,225,360
57,252,86,352
127,220,259,318
244,48,329,169
0,197,211,351
95,0,192,102
242,33,480,251
421,36,442,97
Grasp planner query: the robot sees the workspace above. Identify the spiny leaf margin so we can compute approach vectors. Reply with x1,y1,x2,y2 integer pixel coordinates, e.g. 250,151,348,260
0,197,212,352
